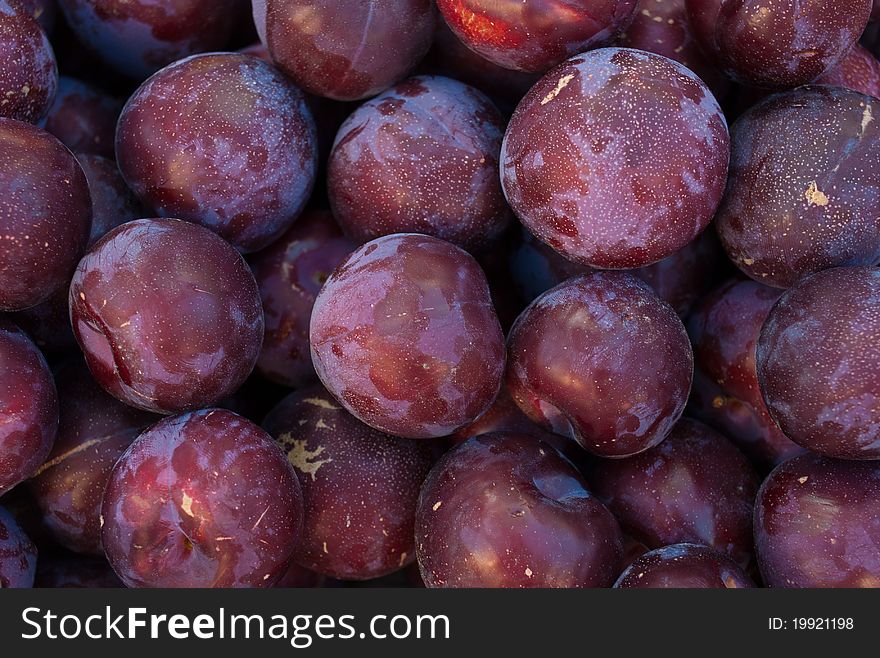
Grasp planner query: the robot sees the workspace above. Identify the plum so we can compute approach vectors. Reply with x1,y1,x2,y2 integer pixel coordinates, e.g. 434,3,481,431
116,53,317,253
328,75,510,252
263,385,436,580
253,0,435,101
0,504,37,587
588,418,760,567
57,0,241,80
29,359,159,554
436,0,639,73
0,0,57,123
102,409,303,588
41,76,121,156
614,543,755,588
501,47,729,269
69,218,264,414
816,44,880,99
505,272,693,458
0,118,91,311
757,266,880,460
416,433,622,587
717,87,880,288
755,453,880,587
310,233,505,439
0,319,58,495
250,209,356,389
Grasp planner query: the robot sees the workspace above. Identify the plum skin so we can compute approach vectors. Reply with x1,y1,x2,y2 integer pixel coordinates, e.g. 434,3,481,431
506,271,693,458
0,319,59,496
101,409,303,588
716,87,880,289
0,118,92,312
756,266,880,460
0,504,37,588
29,359,159,555
0,0,58,123
416,433,623,588
263,385,436,581
253,0,436,101
116,52,317,253
69,218,264,414
249,209,356,389
501,47,730,269
309,233,505,439
41,76,122,157
614,543,755,588
328,75,511,252
755,453,880,588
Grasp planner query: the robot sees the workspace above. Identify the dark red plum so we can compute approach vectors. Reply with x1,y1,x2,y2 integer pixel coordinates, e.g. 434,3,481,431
816,44,880,99
69,218,264,414
757,267,880,460
506,272,693,458
0,0,57,123
253,0,435,101
614,543,755,588
755,453,880,587
310,233,505,439
416,433,622,588
0,505,37,587
501,48,730,269
57,0,241,80
0,320,58,495
35,555,124,587
250,209,355,388
328,75,510,252
41,76,121,156
717,87,880,288
263,385,436,580
618,0,730,100
273,562,325,588
687,279,804,467
102,409,303,588
420,22,541,115
116,53,317,253
0,119,91,311
437,0,638,73
29,360,159,555
685,0,870,88
588,418,760,566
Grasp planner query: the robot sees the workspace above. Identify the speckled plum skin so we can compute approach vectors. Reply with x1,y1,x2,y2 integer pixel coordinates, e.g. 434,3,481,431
0,319,58,495
41,76,121,157
686,0,870,88
102,409,303,588
263,385,435,580
29,360,158,555
69,218,264,414
0,0,57,123
501,48,729,269
588,419,760,567
57,0,241,80
250,209,356,388
717,88,880,289
816,44,880,99
310,233,505,439
0,505,37,587
757,267,880,460
755,453,880,587
614,543,755,588
618,0,730,100
506,272,693,458
437,0,638,73
0,119,91,311
116,53,317,253
253,0,435,101
416,433,622,588
328,75,510,252
687,280,805,467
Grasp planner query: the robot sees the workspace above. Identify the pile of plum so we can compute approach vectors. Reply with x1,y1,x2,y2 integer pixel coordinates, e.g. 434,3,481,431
1,0,879,589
